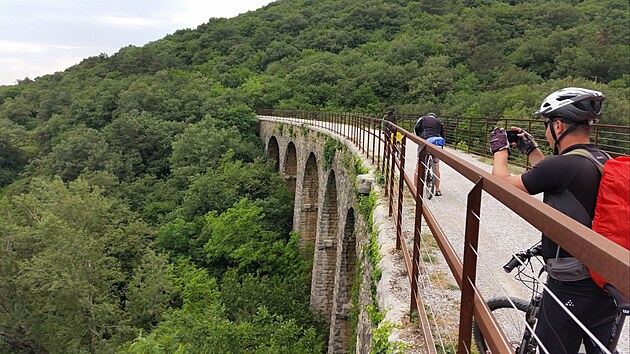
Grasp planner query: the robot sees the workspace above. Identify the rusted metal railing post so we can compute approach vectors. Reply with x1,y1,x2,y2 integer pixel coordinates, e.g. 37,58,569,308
467,118,472,154
348,113,352,141
411,145,426,313
454,116,460,150
372,118,377,165
352,115,359,145
383,125,391,194
396,134,406,250
483,118,489,155
388,128,396,216
411,144,437,353
360,116,365,153
457,178,483,354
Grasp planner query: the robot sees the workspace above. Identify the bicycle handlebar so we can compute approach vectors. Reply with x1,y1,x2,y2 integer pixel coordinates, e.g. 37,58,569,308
503,245,542,273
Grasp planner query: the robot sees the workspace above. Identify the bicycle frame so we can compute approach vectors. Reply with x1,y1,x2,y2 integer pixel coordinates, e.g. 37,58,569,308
475,245,629,354
518,294,541,354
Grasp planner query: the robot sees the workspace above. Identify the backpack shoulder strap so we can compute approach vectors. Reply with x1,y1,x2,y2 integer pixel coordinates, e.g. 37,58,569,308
564,148,608,174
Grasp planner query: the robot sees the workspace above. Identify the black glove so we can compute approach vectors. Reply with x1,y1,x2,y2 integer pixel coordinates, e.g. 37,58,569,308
490,128,509,154
515,129,538,155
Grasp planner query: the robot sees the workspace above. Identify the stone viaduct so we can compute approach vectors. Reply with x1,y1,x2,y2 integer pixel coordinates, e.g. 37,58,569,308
258,117,380,354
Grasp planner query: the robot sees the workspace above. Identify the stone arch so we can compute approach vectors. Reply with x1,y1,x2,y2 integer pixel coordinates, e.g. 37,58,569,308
267,136,279,171
283,142,298,195
300,153,319,249
329,208,357,353
311,170,339,319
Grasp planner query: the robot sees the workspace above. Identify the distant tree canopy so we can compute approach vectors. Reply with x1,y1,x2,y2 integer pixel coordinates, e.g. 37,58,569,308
0,0,628,352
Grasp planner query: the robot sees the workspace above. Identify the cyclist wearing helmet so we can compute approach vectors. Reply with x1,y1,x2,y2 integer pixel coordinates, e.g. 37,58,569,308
489,87,615,353
383,106,398,126
383,107,403,155
415,113,445,196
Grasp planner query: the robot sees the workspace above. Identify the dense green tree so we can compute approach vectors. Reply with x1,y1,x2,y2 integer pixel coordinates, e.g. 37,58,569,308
0,119,30,187
122,307,325,354
101,110,186,179
202,199,293,277
28,126,111,181
125,249,177,330
0,178,157,353
169,117,261,178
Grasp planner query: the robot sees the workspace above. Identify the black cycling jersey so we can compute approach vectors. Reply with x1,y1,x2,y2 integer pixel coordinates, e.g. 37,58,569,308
521,144,609,260
383,113,397,125
415,115,444,140
522,143,615,353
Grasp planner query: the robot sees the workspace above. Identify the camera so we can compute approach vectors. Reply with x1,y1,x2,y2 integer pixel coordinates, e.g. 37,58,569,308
506,130,519,144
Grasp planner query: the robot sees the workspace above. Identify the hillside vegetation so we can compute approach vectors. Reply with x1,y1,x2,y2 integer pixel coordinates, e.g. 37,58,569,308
0,0,628,352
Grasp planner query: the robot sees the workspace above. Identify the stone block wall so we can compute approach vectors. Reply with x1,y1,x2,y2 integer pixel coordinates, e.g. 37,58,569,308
258,118,377,354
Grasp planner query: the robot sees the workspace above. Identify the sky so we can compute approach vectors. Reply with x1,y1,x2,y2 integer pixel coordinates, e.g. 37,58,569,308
0,0,276,86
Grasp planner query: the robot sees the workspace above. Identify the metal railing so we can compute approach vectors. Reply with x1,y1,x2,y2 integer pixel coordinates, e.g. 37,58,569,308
256,109,630,354
395,114,630,167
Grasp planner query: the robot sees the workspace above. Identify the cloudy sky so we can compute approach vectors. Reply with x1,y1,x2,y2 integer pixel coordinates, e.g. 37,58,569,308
0,0,276,86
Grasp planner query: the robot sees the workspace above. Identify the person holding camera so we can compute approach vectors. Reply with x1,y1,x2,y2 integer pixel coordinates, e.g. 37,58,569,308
489,87,616,353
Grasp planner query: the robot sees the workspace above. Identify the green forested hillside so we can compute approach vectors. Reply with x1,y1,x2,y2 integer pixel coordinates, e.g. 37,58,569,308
0,0,628,352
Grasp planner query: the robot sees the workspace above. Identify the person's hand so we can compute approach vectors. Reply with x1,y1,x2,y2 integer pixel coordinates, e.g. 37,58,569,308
511,127,538,155
490,127,509,154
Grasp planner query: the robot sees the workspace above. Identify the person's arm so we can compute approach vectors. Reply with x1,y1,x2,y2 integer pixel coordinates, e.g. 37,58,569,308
527,147,544,166
492,149,528,192
414,118,423,136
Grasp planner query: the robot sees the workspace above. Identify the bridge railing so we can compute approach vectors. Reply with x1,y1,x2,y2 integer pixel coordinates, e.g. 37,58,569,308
394,114,630,167
257,109,630,354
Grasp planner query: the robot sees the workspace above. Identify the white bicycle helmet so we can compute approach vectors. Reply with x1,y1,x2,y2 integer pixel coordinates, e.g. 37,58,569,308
534,87,605,154
533,87,604,124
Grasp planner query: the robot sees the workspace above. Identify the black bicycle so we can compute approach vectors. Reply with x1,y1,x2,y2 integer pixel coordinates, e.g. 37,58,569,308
422,137,445,200
472,245,630,354
424,153,437,200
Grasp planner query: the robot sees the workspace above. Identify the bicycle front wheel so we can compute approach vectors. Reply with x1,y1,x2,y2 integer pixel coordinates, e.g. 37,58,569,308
424,157,435,199
472,297,533,354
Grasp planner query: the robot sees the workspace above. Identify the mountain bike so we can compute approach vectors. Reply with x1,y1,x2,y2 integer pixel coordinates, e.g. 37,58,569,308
422,137,445,200
472,244,630,354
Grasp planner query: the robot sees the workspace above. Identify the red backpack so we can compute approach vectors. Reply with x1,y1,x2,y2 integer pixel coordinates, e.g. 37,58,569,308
589,156,630,288
568,150,630,288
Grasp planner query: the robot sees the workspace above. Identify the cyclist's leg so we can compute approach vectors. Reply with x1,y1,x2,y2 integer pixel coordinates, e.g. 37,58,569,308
578,284,617,353
535,280,583,353
536,278,616,354
424,155,435,199
434,158,441,194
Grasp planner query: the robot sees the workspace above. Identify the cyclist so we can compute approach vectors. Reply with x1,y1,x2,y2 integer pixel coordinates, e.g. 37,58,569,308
489,87,616,353
415,113,445,196
382,107,403,156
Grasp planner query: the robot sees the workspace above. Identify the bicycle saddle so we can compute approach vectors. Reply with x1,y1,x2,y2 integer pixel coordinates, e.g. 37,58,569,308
427,136,445,147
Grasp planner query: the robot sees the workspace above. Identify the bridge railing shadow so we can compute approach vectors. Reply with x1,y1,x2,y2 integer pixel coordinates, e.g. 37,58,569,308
257,109,630,354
